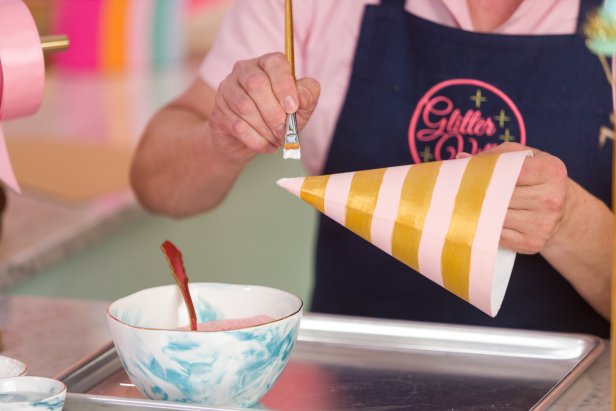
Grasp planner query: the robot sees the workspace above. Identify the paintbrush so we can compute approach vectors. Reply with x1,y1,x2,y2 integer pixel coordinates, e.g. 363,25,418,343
282,0,301,160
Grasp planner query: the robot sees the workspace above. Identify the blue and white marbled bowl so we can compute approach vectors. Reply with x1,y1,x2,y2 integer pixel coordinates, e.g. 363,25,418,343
107,283,303,408
0,376,66,410
0,355,27,378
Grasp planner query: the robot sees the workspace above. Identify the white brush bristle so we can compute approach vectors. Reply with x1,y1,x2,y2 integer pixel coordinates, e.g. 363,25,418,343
283,148,301,160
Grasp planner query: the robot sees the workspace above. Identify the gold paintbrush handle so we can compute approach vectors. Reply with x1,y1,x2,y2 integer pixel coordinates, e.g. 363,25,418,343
285,0,295,78
283,0,301,159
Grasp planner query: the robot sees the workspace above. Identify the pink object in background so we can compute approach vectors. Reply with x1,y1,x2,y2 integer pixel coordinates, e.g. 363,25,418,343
52,0,186,73
0,0,46,193
127,0,154,72
52,0,102,71
188,0,230,11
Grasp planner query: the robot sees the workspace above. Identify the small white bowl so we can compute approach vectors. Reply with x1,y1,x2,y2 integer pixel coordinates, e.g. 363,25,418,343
0,376,66,410
0,355,27,378
107,283,303,408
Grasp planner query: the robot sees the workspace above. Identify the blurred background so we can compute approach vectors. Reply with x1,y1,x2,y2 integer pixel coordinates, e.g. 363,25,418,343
0,0,316,306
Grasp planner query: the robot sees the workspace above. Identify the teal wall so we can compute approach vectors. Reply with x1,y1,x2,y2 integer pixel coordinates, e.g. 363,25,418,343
9,156,317,307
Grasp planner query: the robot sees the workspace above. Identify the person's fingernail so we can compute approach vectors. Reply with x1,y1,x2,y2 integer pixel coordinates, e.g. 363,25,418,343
456,152,471,159
283,96,298,113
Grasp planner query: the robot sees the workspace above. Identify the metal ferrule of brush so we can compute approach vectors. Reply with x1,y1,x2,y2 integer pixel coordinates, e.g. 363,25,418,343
283,112,301,159
284,113,299,146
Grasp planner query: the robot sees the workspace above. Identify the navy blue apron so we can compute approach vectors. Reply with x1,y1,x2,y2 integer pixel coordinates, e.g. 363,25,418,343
313,0,611,338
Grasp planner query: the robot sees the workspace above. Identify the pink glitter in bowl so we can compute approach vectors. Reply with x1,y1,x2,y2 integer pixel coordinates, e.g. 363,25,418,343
177,315,275,332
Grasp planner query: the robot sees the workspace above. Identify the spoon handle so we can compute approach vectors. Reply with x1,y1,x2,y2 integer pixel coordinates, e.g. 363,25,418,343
161,240,198,331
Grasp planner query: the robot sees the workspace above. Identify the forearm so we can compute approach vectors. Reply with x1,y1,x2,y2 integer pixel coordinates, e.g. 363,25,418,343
131,105,246,217
131,57,320,217
541,179,612,319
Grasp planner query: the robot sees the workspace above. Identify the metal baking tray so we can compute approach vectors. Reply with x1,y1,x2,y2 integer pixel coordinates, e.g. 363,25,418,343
56,313,604,411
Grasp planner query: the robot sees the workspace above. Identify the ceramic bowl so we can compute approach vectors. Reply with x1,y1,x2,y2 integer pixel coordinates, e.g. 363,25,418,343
0,355,27,378
107,283,303,408
0,376,66,410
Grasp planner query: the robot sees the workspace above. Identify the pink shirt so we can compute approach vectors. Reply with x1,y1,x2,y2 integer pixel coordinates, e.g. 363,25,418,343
200,0,579,174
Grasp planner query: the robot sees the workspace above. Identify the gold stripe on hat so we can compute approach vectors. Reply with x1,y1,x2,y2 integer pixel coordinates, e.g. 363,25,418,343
391,161,442,271
300,175,331,213
441,155,499,301
345,168,387,242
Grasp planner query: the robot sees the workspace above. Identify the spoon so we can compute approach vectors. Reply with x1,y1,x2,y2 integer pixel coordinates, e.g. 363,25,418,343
161,240,197,331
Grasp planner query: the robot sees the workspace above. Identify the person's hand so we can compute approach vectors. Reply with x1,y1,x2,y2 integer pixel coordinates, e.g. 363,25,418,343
479,143,570,254
209,52,320,163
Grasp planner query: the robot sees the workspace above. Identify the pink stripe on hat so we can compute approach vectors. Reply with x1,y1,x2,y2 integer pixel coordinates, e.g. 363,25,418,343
468,151,529,316
417,157,470,287
323,171,354,227
371,165,410,255
277,177,305,198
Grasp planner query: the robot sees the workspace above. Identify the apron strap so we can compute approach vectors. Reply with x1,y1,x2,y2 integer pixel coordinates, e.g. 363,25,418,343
380,0,405,9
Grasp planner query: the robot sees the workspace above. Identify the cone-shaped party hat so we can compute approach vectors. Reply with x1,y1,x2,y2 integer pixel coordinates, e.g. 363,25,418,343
278,151,530,317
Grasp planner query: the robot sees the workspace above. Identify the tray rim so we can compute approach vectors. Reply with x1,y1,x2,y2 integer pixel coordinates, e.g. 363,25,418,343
297,314,604,357
56,312,605,411
65,392,246,411
530,337,604,411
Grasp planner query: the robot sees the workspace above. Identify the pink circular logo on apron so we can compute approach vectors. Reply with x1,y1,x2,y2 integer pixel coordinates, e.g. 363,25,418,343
408,79,526,163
